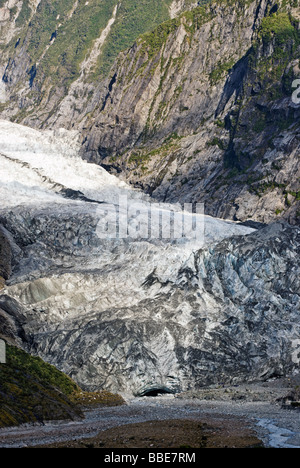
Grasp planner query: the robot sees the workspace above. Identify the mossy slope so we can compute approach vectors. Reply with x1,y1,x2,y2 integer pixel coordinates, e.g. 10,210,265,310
0,344,124,428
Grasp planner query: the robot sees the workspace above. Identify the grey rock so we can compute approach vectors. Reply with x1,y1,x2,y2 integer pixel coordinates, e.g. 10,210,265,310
0,227,11,281
77,0,300,226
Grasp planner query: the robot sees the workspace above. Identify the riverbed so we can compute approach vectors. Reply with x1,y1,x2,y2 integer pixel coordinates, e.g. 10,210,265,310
0,390,299,448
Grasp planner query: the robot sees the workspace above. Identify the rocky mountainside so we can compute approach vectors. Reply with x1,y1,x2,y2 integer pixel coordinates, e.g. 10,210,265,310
0,121,299,396
78,0,300,226
0,0,199,124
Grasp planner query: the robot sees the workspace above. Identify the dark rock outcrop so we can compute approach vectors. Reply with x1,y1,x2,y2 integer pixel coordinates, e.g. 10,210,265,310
0,228,11,292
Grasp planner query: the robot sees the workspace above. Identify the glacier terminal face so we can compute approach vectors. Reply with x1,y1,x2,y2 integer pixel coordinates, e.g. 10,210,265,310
0,121,299,395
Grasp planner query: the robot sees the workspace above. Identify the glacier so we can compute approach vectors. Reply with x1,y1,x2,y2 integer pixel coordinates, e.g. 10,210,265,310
0,120,299,396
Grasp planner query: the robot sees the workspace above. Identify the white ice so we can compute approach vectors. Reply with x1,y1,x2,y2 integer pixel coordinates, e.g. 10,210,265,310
0,119,254,246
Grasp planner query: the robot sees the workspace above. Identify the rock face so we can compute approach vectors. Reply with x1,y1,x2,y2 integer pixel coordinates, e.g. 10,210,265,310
0,229,11,283
0,225,24,346
0,0,196,126
79,0,300,226
0,121,299,395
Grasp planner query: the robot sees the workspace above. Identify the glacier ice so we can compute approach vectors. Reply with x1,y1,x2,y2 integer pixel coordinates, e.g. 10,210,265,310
0,120,299,395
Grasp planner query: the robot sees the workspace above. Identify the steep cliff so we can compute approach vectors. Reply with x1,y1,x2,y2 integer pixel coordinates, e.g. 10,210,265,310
0,0,199,125
78,0,300,225
0,229,11,286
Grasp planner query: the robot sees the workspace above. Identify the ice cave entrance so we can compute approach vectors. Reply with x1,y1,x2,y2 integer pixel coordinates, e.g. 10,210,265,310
137,385,175,397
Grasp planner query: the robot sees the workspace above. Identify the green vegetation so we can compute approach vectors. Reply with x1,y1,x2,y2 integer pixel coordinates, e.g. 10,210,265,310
259,12,298,45
28,0,116,86
97,0,176,78
128,132,182,168
0,344,124,428
1,0,215,101
0,344,80,427
209,58,236,85
215,118,226,128
15,0,32,27
138,18,180,62
206,137,226,150
133,1,213,78
252,11,299,117
225,8,299,172
247,179,288,198
252,115,266,133
288,191,300,200
1,0,254,122
255,12,299,80
10,0,183,87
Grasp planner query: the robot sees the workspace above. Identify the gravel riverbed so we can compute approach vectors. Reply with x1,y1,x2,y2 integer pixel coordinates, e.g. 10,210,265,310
0,380,299,449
